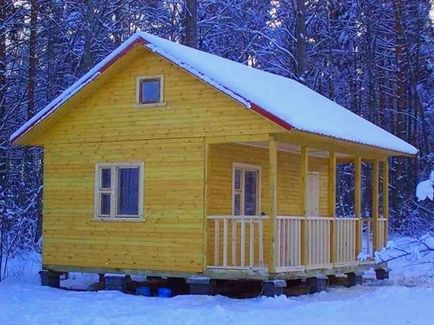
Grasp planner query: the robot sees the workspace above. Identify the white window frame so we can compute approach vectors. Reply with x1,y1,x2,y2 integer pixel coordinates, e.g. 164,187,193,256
232,163,261,216
94,162,144,220
135,74,166,108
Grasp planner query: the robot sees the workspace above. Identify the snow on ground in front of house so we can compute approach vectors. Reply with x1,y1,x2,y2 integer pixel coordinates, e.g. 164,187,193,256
2,281,434,325
1,236,434,325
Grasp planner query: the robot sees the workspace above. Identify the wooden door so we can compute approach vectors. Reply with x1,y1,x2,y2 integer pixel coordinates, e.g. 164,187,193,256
307,172,320,216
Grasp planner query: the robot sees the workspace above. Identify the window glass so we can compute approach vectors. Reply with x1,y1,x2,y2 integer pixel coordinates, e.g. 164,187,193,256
117,167,140,216
234,193,241,216
100,193,111,215
101,168,111,189
140,78,161,104
244,170,258,215
234,168,241,190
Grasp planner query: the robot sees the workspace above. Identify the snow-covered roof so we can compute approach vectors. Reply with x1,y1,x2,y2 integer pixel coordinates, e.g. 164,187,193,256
11,32,417,155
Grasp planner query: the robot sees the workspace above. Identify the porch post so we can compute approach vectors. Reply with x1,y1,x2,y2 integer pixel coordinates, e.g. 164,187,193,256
300,146,308,266
202,141,210,272
382,159,389,244
329,151,336,264
269,137,278,273
354,156,362,258
372,160,380,251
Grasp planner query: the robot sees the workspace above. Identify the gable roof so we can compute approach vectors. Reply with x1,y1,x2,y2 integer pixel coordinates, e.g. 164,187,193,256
11,32,417,155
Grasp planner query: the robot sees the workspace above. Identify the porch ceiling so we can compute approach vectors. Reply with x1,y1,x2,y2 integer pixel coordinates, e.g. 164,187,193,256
236,141,353,159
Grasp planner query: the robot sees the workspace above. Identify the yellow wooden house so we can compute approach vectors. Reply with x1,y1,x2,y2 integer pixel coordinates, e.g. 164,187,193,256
11,32,416,290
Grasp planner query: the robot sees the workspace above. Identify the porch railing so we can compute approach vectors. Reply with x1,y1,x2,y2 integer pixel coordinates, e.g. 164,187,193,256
360,217,388,259
335,218,358,265
306,217,332,268
276,216,333,271
361,218,373,258
276,216,303,272
207,215,267,270
377,218,388,249
208,215,386,272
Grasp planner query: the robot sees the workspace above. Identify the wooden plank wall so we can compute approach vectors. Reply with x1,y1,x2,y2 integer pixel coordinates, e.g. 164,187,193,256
207,143,329,266
39,47,282,273
36,48,280,145
43,139,204,272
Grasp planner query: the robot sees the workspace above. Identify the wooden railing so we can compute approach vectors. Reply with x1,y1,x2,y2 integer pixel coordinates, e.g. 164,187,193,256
377,218,388,250
276,216,303,272
306,217,332,267
335,218,358,265
208,215,385,272
361,218,373,258
276,216,333,271
360,217,388,258
207,215,266,270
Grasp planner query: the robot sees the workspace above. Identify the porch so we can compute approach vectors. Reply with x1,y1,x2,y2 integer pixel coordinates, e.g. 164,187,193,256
204,133,389,276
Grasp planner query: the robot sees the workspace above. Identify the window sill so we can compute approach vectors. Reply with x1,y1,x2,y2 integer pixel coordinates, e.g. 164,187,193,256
93,217,145,223
134,102,167,109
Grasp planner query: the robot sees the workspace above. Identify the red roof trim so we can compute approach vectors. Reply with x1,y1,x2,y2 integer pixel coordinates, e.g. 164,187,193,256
250,103,293,131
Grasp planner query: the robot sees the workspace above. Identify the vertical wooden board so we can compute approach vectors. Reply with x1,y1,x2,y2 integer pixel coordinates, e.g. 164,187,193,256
306,172,320,216
300,147,308,266
269,138,278,273
372,160,380,250
328,152,336,218
202,140,209,271
328,151,337,263
308,157,330,217
354,157,362,218
354,156,362,257
382,159,389,245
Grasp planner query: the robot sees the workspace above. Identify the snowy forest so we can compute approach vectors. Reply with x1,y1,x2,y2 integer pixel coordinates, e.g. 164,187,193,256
0,0,433,278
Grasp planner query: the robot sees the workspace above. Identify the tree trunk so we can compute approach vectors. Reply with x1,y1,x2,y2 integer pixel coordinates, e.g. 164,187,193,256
78,0,94,74
294,0,306,82
185,0,197,48
0,0,6,282
392,0,408,140
28,0,37,119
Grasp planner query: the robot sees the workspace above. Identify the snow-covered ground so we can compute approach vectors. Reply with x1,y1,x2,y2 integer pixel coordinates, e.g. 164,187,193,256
0,236,433,325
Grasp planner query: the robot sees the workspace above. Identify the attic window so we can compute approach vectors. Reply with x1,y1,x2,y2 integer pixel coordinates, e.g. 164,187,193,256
136,75,164,106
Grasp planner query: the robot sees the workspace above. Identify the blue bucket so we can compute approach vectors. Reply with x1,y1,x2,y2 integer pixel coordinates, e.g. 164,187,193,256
157,287,172,298
136,286,152,297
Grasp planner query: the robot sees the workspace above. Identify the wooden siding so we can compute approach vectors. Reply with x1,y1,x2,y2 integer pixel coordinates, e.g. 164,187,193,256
38,47,282,273
207,143,329,266
43,139,205,272
34,47,281,146
208,143,329,217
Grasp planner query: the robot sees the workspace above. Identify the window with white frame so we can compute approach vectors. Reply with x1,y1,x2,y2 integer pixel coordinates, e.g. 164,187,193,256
95,163,144,219
136,75,164,106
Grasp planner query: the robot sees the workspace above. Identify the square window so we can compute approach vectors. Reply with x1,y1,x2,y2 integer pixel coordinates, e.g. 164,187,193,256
138,77,162,104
